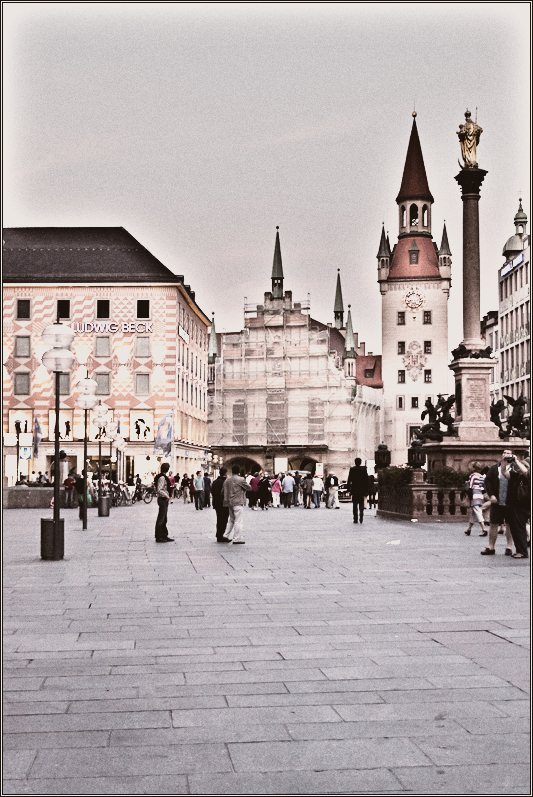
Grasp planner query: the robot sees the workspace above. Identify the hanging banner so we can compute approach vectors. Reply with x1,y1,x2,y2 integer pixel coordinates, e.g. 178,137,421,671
153,412,173,456
34,417,43,457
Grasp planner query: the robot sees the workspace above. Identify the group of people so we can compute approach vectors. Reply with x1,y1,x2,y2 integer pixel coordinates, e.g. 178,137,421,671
464,448,530,559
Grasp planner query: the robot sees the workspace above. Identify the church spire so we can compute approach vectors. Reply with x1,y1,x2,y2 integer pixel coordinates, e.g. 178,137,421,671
438,222,451,256
396,114,434,205
377,224,391,258
334,269,344,329
271,226,284,299
344,305,356,359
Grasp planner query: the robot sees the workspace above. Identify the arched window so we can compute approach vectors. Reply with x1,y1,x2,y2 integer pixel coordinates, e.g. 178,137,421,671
410,204,419,227
422,205,428,227
401,206,406,227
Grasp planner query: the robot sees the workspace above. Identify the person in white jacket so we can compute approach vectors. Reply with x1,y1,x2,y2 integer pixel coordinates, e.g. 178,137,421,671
312,475,324,508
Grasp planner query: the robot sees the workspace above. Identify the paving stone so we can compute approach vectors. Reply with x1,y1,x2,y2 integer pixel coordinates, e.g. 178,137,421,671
110,724,291,746
3,731,111,750
189,767,402,794
4,710,172,733
287,718,468,740
392,763,531,795
3,750,37,780
334,701,510,722
171,704,342,727
3,775,189,793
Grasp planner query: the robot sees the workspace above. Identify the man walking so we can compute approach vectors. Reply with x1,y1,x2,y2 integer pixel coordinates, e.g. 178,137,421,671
193,470,205,510
326,471,340,509
347,457,369,524
481,449,517,556
281,472,295,508
211,467,230,542
203,472,212,508
222,464,250,544
154,462,174,543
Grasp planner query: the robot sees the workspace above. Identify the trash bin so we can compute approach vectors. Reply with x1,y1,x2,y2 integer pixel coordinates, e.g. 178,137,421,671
98,495,111,517
41,518,64,560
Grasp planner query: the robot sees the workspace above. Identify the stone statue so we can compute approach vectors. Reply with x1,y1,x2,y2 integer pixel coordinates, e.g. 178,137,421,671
414,394,456,442
421,398,438,424
458,110,483,169
490,399,505,431
501,394,529,439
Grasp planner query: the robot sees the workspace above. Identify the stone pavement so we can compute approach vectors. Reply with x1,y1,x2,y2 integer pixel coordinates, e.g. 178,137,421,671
3,500,530,795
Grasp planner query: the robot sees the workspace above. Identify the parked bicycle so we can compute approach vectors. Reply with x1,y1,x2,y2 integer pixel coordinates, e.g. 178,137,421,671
143,484,156,504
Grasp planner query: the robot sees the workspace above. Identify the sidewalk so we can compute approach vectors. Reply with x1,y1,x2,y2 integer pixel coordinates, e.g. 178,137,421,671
3,501,530,795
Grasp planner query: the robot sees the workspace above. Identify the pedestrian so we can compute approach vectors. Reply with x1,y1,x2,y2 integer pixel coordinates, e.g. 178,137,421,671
271,474,281,507
281,472,295,508
222,464,250,544
154,462,174,543
38,471,49,485
249,472,260,510
211,467,230,542
303,474,314,508
347,457,369,523
480,448,516,556
367,474,377,509
193,470,205,510
501,454,530,559
181,474,190,503
259,473,272,510
463,462,488,537
168,470,176,499
327,472,340,509
63,474,75,508
293,471,301,506
312,473,324,508
203,472,212,507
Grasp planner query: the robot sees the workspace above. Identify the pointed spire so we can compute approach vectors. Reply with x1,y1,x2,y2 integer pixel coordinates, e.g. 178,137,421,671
208,313,218,363
386,231,391,253
334,269,344,312
396,117,434,204
344,305,356,359
377,225,391,258
271,226,284,298
438,222,451,255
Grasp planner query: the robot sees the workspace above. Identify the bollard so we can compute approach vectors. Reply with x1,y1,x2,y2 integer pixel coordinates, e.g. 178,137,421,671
41,518,64,560
98,495,111,517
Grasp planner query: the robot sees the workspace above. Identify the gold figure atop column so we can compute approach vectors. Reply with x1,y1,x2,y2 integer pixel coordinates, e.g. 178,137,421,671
457,109,483,169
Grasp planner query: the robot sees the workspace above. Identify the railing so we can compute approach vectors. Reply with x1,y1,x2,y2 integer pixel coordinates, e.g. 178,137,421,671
378,484,469,522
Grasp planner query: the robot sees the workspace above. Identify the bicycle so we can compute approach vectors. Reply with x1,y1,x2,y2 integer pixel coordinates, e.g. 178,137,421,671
143,484,156,504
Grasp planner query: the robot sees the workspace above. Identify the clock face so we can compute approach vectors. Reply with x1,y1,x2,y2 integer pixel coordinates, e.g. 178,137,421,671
404,289,426,310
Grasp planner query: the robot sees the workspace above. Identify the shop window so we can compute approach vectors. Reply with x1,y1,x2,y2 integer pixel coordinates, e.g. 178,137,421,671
398,370,406,383
423,310,432,325
57,299,71,320
14,336,31,358
14,372,30,395
136,299,150,319
16,299,31,320
135,337,151,357
411,396,419,409
96,299,110,319
135,373,150,395
398,341,406,354
95,337,111,357
397,311,405,325
95,373,110,395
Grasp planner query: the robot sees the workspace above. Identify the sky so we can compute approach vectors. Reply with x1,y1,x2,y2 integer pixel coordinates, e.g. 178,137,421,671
3,2,530,354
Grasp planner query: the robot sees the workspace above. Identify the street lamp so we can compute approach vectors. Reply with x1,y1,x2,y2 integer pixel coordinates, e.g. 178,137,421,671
92,403,110,516
75,375,98,530
374,443,391,470
107,421,118,486
41,321,75,560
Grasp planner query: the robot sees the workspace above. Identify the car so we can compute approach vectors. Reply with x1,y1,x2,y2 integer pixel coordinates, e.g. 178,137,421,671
338,482,352,502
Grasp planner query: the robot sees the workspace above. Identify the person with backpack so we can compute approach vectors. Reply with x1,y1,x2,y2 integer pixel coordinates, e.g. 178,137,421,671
154,463,174,543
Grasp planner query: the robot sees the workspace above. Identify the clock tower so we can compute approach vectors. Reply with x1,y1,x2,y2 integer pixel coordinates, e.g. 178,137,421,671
378,113,452,465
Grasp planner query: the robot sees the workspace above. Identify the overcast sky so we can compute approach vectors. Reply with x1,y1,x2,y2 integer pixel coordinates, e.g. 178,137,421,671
3,2,530,353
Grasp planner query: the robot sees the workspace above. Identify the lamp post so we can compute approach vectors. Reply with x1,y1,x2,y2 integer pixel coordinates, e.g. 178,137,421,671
374,443,391,470
92,403,110,516
41,321,75,560
75,375,98,530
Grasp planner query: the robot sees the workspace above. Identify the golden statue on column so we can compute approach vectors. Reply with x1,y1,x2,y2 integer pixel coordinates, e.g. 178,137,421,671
457,109,483,169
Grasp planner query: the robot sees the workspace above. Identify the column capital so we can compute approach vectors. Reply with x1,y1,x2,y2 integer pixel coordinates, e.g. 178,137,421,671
454,168,488,196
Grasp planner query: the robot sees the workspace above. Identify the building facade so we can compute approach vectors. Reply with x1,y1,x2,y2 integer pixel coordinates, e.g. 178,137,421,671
3,228,210,485
378,114,452,465
208,230,383,479
498,201,530,422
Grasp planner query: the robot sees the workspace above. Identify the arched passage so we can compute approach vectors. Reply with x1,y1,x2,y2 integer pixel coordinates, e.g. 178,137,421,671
224,455,263,475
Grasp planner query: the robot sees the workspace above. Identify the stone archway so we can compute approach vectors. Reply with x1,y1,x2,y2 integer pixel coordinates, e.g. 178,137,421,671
289,455,318,475
224,455,263,475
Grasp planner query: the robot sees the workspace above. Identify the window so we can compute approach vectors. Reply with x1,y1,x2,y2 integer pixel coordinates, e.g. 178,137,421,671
409,249,419,265
423,310,432,325
401,206,406,227
14,337,31,358
398,341,406,355
95,373,110,395
422,205,428,227
135,337,150,357
424,370,432,383
58,373,70,395
410,203,419,226
57,299,71,320
397,396,405,410
95,337,111,357
397,311,405,325
96,299,110,319
398,370,406,383
136,300,150,319
411,396,419,409
16,299,30,320
364,369,373,378
135,373,150,395
14,372,30,395
424,340,432,354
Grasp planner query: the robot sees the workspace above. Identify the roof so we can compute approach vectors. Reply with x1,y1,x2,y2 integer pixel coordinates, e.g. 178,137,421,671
396,118,434,204
344,308,356,356
334,271,344,313
376,225,391,258
438,223,452,256
356,355,383,389
3,227,182,285
388,235,440,278
271,228,283,280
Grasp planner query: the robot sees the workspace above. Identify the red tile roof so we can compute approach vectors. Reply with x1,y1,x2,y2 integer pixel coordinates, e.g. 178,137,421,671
389,236,440,279
356,355,383,388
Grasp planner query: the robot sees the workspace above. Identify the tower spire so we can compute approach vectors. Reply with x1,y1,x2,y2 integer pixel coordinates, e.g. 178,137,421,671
396,116,434,204
271,226,284,299
334,269,344,329
438,222,451,256
344,305,356,359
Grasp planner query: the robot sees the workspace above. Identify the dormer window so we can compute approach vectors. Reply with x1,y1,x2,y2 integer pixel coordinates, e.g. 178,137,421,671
410,250,419,264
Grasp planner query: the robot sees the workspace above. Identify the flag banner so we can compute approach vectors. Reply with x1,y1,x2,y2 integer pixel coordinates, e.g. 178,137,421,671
153,412,173,456
34,417,42,457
